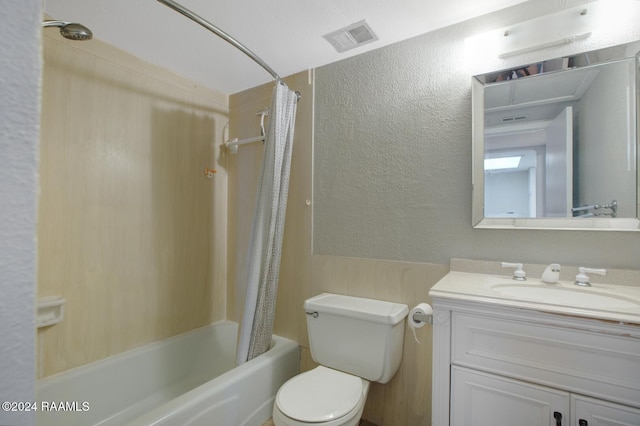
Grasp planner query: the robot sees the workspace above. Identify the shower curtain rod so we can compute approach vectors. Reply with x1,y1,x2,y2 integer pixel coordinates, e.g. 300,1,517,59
157,0,282,82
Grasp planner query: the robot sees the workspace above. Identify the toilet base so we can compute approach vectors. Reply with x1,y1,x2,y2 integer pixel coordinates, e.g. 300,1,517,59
272,377,369,426
272,400,365,426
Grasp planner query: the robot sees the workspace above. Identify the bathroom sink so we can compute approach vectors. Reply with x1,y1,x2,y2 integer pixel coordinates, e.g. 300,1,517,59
491,283,640,309
428,270,640,324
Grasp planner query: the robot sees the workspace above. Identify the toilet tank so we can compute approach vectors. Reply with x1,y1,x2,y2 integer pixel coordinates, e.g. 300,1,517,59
304,293,408,384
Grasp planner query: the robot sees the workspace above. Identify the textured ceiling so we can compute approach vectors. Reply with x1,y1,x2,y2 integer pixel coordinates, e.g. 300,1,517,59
44,0,529,95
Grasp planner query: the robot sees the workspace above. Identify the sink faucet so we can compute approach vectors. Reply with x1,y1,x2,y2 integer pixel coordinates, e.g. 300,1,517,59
501,262,526,281
575,267,607,287
542,263,561,284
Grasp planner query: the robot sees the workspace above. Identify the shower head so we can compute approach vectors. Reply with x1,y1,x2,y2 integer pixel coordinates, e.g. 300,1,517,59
42,20,93,41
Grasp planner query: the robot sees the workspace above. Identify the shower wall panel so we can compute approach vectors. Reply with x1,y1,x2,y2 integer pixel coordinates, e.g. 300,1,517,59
38,34,229,377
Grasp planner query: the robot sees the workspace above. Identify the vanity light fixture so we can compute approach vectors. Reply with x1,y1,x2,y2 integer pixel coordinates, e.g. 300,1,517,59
496,3,599,59
465,0,640,62
498,32,591,59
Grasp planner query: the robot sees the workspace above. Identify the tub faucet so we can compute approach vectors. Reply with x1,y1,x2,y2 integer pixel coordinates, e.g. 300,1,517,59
501,262,526,281
575,267,607,286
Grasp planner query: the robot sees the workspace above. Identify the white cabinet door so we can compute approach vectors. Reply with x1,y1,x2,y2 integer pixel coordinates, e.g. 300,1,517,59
451,366,570,426
573,395,640,426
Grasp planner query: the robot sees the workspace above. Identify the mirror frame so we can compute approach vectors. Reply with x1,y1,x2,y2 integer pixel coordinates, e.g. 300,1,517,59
472,42,640,231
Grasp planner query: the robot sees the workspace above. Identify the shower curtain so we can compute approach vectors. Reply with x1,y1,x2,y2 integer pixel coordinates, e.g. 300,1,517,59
236,82,298,365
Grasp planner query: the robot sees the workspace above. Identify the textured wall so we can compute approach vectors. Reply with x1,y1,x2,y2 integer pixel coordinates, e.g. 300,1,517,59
315,0,640,269
38,34,229,377
0,2,40,426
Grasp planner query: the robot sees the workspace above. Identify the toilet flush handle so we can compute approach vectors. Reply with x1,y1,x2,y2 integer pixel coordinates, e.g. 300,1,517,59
305,311,319,318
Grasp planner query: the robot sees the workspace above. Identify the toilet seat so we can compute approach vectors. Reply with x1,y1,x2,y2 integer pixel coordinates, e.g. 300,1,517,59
274,366,368,425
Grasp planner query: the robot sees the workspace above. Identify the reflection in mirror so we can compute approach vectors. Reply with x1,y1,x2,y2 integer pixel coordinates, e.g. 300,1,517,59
472,42,640,231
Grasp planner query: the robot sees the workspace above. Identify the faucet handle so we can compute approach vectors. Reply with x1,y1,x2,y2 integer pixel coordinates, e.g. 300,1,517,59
575,267,607,287
501,262,526,281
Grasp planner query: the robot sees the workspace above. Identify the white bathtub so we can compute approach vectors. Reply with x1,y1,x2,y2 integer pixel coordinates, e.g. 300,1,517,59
37,321,299,426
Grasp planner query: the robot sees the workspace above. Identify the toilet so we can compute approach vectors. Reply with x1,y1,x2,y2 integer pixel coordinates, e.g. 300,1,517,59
273,293,408,426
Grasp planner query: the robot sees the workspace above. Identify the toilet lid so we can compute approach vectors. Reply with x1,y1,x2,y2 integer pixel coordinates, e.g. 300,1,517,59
276,366,364,423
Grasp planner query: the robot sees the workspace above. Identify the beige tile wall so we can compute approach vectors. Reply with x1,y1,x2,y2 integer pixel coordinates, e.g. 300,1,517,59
37,33,229,377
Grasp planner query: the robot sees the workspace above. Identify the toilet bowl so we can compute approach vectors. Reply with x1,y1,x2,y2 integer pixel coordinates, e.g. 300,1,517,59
273,366,370,426
272,293,408,426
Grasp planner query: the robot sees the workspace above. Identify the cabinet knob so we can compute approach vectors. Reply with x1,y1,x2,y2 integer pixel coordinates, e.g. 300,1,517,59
579,420,588,426
553,411,563,426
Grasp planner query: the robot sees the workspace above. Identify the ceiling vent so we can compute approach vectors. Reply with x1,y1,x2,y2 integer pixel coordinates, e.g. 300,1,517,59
323,20,378,53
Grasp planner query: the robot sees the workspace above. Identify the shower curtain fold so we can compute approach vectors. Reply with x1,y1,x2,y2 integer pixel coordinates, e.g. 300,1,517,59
236,83,298,365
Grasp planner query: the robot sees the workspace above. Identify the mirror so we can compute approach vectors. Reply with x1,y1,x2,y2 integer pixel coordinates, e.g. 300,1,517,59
472,41,640,231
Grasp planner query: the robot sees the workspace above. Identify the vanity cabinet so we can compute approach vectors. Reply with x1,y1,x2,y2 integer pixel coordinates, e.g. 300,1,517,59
451,366,569,426
431,299,640,426
451,367,640,426
573,395,640,426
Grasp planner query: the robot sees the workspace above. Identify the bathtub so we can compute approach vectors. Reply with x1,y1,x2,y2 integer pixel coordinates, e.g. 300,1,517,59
37,321,299,426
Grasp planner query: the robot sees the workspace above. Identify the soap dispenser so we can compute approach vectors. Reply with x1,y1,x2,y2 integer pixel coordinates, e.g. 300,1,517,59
541,263,561,284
